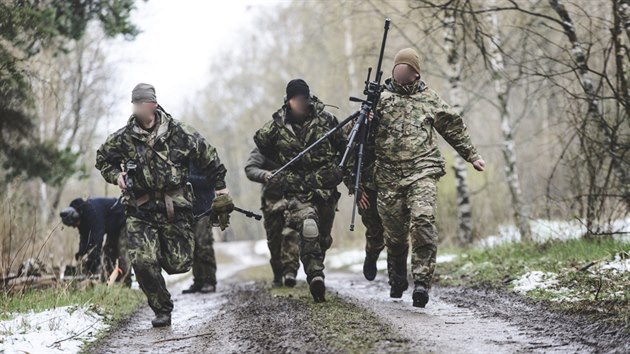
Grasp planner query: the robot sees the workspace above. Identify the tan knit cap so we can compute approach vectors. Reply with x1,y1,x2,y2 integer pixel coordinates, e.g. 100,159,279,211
393,48,421,75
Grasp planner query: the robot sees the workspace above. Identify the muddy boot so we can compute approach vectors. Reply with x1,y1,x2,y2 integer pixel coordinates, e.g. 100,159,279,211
271,261,283,287
388,259,408,298
412,284,430,308
309,276,326,303
151,312,171,328
284,273,297,288
272,273,283,287
199,283,216,294
182,282,202,294
363,252,379,281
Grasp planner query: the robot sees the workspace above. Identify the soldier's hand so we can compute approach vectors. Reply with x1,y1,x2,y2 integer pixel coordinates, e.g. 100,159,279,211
472,158,486,172
358,190,370,209
218,213,230,231
212,194,234,231
117,172,127,191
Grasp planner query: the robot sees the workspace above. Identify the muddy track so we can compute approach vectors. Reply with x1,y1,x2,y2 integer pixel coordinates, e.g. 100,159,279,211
436,286,630,354
93,242,629,353
93,279,410,353
327,273,629,354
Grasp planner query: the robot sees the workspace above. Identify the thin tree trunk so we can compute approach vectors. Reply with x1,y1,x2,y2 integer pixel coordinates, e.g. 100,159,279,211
343,1,359,97
486,1,532,241
549,0,630,223
442,9,474,245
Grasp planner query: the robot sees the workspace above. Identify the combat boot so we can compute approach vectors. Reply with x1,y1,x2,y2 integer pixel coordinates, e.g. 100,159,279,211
284,273,297,288
272,273,283,287
412,284,430,308
271,262,283,287
388,259,408,298
199,283,216,293
309,276,326,303
182,282,202,294
151,312,171,327
363,252,380,281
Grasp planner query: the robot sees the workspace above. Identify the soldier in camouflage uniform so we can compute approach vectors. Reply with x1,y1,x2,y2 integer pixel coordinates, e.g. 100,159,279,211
244,147,286,286
95,83,230,327
254,79,344,302
342,125,385,282
372,49,486,307
182,163,217,294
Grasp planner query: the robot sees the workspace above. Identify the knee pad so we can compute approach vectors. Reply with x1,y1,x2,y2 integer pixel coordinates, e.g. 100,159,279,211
302,219,319,239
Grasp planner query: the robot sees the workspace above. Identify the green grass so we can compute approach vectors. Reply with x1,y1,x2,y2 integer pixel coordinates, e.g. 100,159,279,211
436,237,630,329
0,282,145,322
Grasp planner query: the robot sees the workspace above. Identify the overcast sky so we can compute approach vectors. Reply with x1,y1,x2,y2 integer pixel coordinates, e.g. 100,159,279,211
105,0,288,131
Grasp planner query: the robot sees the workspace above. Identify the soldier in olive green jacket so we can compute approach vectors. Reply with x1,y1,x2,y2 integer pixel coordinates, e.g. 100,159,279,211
95,83,231,327
254,79,344,303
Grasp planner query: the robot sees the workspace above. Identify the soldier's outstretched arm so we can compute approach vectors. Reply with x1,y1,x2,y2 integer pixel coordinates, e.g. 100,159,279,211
432,91,482,163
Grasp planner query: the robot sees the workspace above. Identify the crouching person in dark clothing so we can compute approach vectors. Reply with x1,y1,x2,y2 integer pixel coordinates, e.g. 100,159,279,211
60,197,131,286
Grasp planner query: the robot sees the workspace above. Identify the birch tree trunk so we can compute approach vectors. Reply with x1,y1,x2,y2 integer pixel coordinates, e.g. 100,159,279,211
549,0,630,229
442,9,474,245
486,1,532,241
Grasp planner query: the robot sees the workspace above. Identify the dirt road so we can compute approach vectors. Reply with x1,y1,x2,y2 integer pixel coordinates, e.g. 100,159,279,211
93,242,629,353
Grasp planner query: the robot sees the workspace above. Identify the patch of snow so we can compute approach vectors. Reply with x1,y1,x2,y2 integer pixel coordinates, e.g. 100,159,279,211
512,271,559,294
478,217,630,248
437,254,458,263
326,249,458,273
600,252,630,273
0,306,108,354
254,239,270,256
325,249,366,270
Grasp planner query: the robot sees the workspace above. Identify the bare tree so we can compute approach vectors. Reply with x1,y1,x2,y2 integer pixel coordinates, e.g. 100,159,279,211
442,7,475,245
484,0,532,241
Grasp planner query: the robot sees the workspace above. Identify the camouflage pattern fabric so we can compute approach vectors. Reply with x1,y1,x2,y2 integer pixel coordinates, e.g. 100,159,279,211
95,106,227,314
341,118,383,259
373,78,481,289
253,97,345,202
192,215,217,286
254,97,343,281
358,188,385,257
373,78,480,190
126,212,194,314
244,147,286,280
280,195,338,280
377,177,438,288
95,106,227,213
261,196,288,279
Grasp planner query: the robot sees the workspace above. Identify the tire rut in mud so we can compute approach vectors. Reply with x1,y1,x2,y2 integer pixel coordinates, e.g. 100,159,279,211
436,286,630,354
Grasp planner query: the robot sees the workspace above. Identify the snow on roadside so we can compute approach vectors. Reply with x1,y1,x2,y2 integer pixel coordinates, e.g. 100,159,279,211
0,305,108,354
512,271,559,294
599,252,630,273
478,217,630,248
324,249,459,274
511,252,629,302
